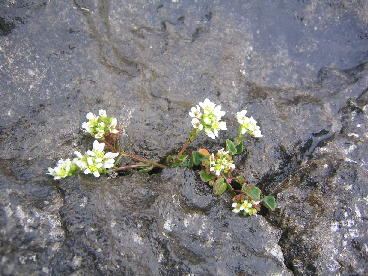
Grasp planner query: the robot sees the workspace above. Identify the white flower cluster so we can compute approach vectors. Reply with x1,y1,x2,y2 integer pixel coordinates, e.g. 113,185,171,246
209,148,235,176
236,109,262,138
232,199,259,216
47,158,79,180
74,140,119,177
82,109,119,139
48,140,119,179
189,98,227,139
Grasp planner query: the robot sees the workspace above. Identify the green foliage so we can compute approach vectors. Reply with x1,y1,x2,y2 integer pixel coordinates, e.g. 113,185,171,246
263,195,276,210
49,105,277,219
192,151,207,166
226,139,237,155
199,170,214,182
189,129,200,141
236,141,244,154
213,177,227,195
242,185,261,201
226,139,244,155
166,154,193,168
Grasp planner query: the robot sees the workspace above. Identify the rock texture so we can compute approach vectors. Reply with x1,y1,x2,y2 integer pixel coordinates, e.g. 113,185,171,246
1,0,367,275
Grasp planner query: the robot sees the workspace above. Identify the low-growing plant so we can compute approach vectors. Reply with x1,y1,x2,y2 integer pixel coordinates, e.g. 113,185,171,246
166,99,275,215
48,99,276,216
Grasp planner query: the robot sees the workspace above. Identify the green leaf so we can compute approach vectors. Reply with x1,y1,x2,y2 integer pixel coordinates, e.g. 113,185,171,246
183,157,193,168
226,181,234,191
189,129,200,140
208,180,215,187
213,177,227,195
242,186,261,201
166,155,174,164
138,166,154,173
263,196,276,210
178,155,188,161
236,141,244,154
169,161,182,167
226,139,237,155
199,170,214,182
192,151,206,166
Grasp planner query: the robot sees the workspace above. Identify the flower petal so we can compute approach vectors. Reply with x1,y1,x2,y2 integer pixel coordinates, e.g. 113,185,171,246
93,140,105,152
74,151,83,158
86,112,95,120
104,152,119,159
99,109,107,117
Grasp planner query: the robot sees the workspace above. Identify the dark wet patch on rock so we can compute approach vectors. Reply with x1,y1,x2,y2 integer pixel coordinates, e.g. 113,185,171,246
1,0,368,275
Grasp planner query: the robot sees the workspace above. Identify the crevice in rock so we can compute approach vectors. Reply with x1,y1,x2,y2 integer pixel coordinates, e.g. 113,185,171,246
259,129,336,195
55,185,70,238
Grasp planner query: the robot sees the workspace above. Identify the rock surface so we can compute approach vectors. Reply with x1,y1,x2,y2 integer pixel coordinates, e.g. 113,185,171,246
1,0,368,275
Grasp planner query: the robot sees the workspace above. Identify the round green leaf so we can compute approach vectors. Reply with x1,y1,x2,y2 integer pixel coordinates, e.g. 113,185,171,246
192,151,206,166
263,196,276,210
214,177,227,195
242,186,261,201
236,141,244,154
226,139,237,155
200,170,214,182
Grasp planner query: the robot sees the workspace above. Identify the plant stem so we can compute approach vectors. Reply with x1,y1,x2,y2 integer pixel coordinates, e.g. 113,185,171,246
102,140,118,152
111,163,149,172
234,126,244,146
177,130,199,157
119,152,167,168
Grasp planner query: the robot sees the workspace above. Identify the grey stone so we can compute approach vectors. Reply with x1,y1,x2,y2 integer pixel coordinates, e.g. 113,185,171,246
1,0,367,275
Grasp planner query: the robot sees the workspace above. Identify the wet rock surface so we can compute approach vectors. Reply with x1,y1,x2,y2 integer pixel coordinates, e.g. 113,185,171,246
1,0,368,275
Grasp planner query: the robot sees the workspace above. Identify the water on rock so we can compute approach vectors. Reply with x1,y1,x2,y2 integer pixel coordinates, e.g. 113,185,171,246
1,0,367,275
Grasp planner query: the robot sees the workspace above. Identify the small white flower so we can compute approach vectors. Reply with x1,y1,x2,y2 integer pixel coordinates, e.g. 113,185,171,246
86,112,95,120
74,151,83,158
82,110,119,139
213,105,226,118
189,105,202,118
232,199,259,216
84,168,91,174
232,203,242,213
236,110,263,138
87,157,93,166
203,117,211,125
218,121,227,130
189,99,227,139
104,152,119,159
93,140,105,152
205,129,216,139
81,122,91,132
47,158,79,180
191,118,204,130
208,149,235,176
99,109,107,117
236,109,247,124
73,140,119,178
199,98,216,111
110,118,117,128
86,150,95,156
252,129,263,138
217,148,228,155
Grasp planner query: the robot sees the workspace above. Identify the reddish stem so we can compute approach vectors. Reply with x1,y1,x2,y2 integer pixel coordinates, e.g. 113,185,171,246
112,163,149,172
119,152,167,168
